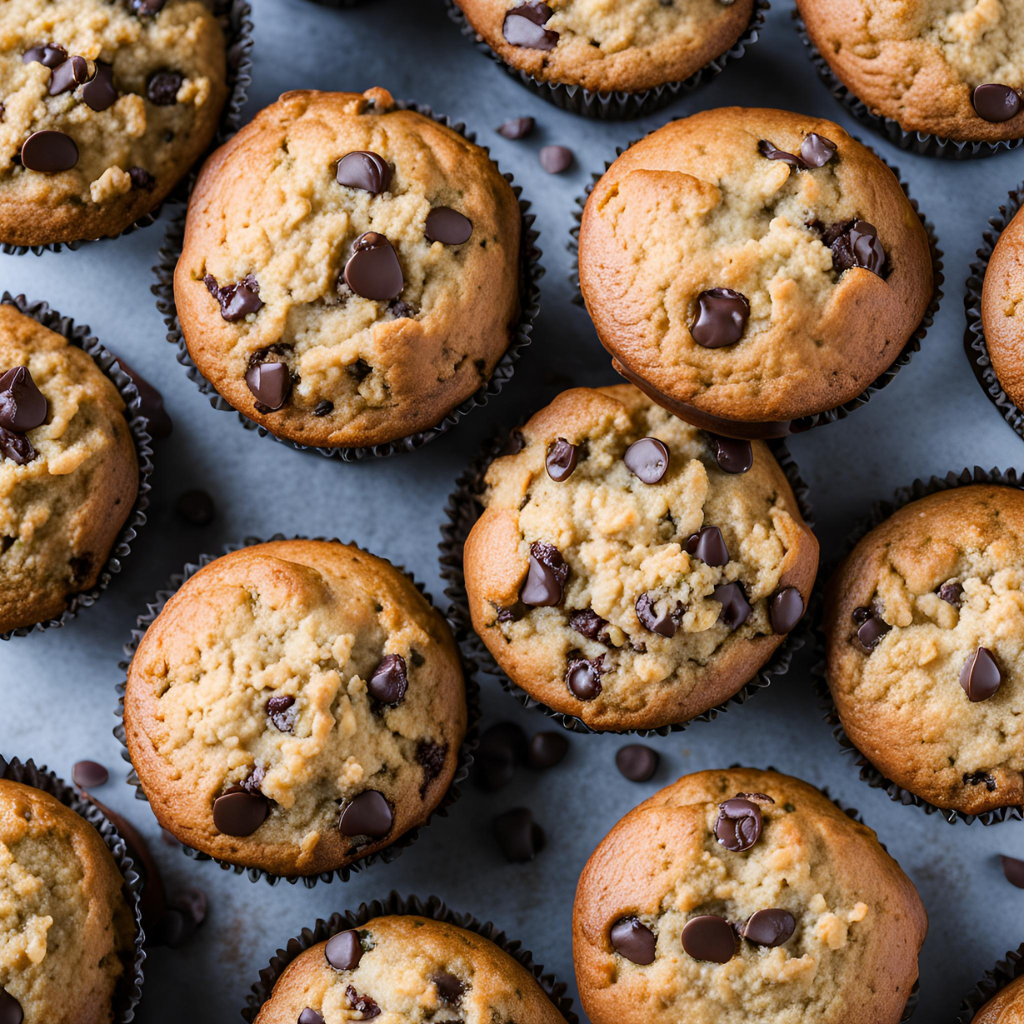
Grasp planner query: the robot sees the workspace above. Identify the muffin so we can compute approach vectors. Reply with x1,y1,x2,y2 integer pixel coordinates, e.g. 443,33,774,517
577,107,935,439
796,0,1024,146
573,767,927,1024
253,914,569,1024
461,385,818,732
0,303,140,634
174,88,523,451
0,0,228,248
970,973,1024,1023
823,483,1024,817
123,539,468,877
980,200,1024,415
0,778,136,1024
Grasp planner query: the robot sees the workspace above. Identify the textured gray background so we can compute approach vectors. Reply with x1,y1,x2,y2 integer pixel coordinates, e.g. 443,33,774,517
1,0,1023,1019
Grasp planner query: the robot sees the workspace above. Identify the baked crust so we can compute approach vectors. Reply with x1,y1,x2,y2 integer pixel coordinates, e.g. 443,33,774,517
982,202,1024,412
971,973,1024,1023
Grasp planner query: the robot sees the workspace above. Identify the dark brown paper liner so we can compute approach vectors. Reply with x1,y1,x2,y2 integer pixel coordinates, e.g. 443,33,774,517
153,100,542,460
113,535,481,886
241,892,579,1024
964,182,1024,440
569,142,943,438
439,425,815,736
813,466,1024,826
793,11,1023,161
0,292,153,641
1,0,254,255
957,945,1024,1024
0,756,146,1023
445,0,769,120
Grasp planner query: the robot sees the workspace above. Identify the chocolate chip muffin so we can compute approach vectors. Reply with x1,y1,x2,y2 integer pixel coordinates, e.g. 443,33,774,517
0,303,139,634
797,0,1024,145
451,0,756,95
123,539,468,877
577,107,934,439
461,385,818,732
824,484,1024,816
574,767,927,1024
174,88,523,450
970,973,1024,1023
0,0,228,247
253,915,569,1024
0,778,136,1024
981,202,1024,414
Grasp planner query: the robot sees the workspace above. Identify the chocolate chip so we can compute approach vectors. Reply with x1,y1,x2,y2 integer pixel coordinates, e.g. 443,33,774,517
713,583,750,630
758,139,802,166
174,489,214,527
128,166,155,190
417,740,448,797
742,909,795,947
340,791,393,838
635,592,683,638
800,133,836,168
691,288,749,348
939,581,963,608
497,117,535,139
715,796,763,851
681,916,736,963
204,273,264,322
49,55,89,96
24,43,67,68
502,3,558,50
623,437,669,483
346,986,380,1021
477,722,528,791
852,606,890,652
960,647,1002,702
387,300,416,320
245,361,290,412
610,918,656,964
1001,854,1024,889
686,526,729,567
299,1011,325,1024
212,787,268,836
21,130,78,172
521,541,568,606
82,61,117,111
313,400,334,417
0,990,22,1024
964,770,997,791
566,653,603,700
431,973,464,1005
0,367,46,432
152,887,207,948
336,151,393,195
708,434,753,474
769,587,804,634
545,438,578,481
132,0,168,13
72,760,109,788
615,744,658,782
539,145,573,174
494,807,545,862
0,427,36,465
368,654,408,706
112,356,172,438
973,84,1021,123
527,731,569,770
344,232,404,301
569,608,611,643
325,930,363,971
426,207,473,245
816,220,886,277
146,70,182,105
266,695,296,732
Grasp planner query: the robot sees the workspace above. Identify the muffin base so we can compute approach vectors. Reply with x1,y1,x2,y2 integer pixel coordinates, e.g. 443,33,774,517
956,944,1024,1024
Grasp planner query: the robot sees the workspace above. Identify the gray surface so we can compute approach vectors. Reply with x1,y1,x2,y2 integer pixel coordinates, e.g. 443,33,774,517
1,0,1023,1019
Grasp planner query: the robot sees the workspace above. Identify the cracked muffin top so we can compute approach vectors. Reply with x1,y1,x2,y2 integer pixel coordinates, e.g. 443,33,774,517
573,768,927,1024
174,88,522,450
824,484,1024,815
971,973,1024,1023
123,539,468,877
797,0,1024,144
461,385,818,732
253,915,569,1024
0,779,136,1024
981,201,1024,413
577,107,934,439
0,0,227,247
451,0,757,94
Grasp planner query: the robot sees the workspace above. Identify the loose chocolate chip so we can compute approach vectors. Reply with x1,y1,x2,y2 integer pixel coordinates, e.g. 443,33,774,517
973,84,1021,123
152,886,208,948
769,587,804,634
546,438,578,481
0,367,46,432
742,909,795,947
431,973,464,1005
128,166,155,190
960,647,1002,702
267,695,296,732
132,0,168,13
681,916,736,964
82,61,117,111
299,1011,325,1024
146,70,182,105
417,741,448,797
1001,854,1024,889
686,526,730,567
816,219,886,277
635,592,683,638
713,583,750,630
346,986,381,1021
340,791,393,838
72,760,109,788
426,207,473,245
502,2,559,50
112,356,172,438
624,437,669,483
521,541,568,606
715,796,763,851
21,130,78,172
477,722,528,791
758,139,802,166
800,133,836,168
24,43,67,68
336,151,393,195
245,361,290,412
852,606,890,652
494,807,545,862
204,273,264,322
0,990,22,1024
174,488,214,528
691,288,749,348
325,930,363,971
497,116,535,139
615,744,659,782
566,653,603,700
0,427,36,465
49,55,89,96
527,731,569,770
344,232,404,301
539,144,573,174
610,917,656,964
569,608,611,643
939,581,964,608
212,787,268,837
368,653,408,706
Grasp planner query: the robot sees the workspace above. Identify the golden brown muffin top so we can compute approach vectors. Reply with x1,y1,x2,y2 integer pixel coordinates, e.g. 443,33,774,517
972,973,1024,1024
982,202,1024,412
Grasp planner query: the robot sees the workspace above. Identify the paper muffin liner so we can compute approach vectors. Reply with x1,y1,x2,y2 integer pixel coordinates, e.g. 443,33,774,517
1,0,254,256
439,425,815,736
793,12,1023,161
956,944,1024,1024
241,891,579,1024
568,143,943,439
153,100,542,460
0,292,153,641
113,535,481,886
445,0,769,120
0,756,146,1023
812,466,1024,826
964,182,1024,441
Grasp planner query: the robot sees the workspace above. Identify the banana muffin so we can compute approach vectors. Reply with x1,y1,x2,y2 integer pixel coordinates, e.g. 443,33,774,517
824,484,1024,816
980,201,1024,415
461,385,818,732
174,88,523,450
573,767,927,1024
577,107,934,439
123,539,468,877
253,914,569,1024
796,0,1024,145
970,973,1024,1023
0,0,228,247
450,0,757,96
0,778,136,1024
0,303,139,635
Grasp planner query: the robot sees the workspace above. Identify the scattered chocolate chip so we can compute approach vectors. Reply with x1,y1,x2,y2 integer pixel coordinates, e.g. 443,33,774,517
21,130,78,172
681,916,736,963
340,791,393,838
82,61,117,111
112,356,172,438
417,741,448,797
715,796,763,851
973,84,1021,123
267,695,296,733
494,807,545,862
176,489,215,526
344,232,404,301
502,3,558,50
325,930,363,971
686,526,730,567
245,361,290,412
691,288,749,348
545,438,578,481
964,770,997,791
497,116,535,139
336,151,393,195
815,219,886,277
212,787,269,837
368,654,408,706
615,744,659,782
204,273,264,322
477,722,528,791
610,917,656,964
0,426,36,465
23,43,67,68
742,909,795,947
758,139,802,166
708,434,753,474
49,55,89,96
128,166,155,190
431,973,464,1005
635,592,683,638
1001,854,1024,889
800,133,837,168
852,606,890,652
346,986,380,1021
299,1011,325,1024
569,608,611,643
960,647,1002,702
0,367,46,431
769,587,804,634
939,581,964,608
623,437,669,483
72,760,109,788
0,990,22,1024
566,653,603,700
152,887,207,948
527,731,569,770
520,541,568,606
713,583,750,630
146,70,182,105
426,207,473,245
313,400,334,416
539,144,573,174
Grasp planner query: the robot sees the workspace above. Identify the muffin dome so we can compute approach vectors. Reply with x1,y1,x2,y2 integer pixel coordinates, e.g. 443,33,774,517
981,201,1024,414
970,973,1024,1023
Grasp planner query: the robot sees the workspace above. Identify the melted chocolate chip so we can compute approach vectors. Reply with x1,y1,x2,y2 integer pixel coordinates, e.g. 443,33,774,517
494,807,545,862
800,133,837,168
939,581,964,608
520,541,568,606
267,695,296,732
23,43,67,68
204,273,264,322
610,918,656,965
0,990,22,1024
417,741,448,797
497,116,535,139
176,489,215,526
344,232,404,301
715,796,763,851
758,139,802,166
566,653,603,700
340,791,393,838
426,207,473,245
546,438,578,481
1001,854,1024,889
49,55,89,96
336,151,393,195
527,731,569,770
742,909,795,947
112,355,172,438
708,434,753,474
245,361,290,412
82,61,117,111
852,606,890,652
502,3,559,50
346,986,381,1021
615,744,658,782
539,145,573,174
973,84,1021,123
686,526,730,567
21,130,78,172
624,437,669,483
960,647,1002,702
569,608,612,643
128,166,155,190
635,592,683,638
325,930,363,971
713,583,750,630
0,367,46,431
146,70,182,105
431,973,464,1005
682,916,736,963
299,1011,325,1024
368,654,408,706
816,219,886,277
769,587,804,634
691,288,749,348
72,760,109,788
212,787,269,836
0,427,36,465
